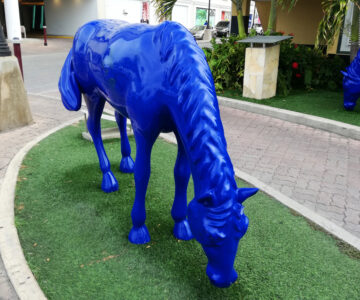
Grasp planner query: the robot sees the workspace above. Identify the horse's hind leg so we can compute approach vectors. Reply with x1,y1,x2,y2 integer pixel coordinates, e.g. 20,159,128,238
115,111,135,173
85,93,118,193
171,133,193,240
128,131,156,244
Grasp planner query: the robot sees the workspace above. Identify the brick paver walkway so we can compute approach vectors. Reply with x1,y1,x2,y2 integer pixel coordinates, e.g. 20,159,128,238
0,95,82,299
220,106,360,238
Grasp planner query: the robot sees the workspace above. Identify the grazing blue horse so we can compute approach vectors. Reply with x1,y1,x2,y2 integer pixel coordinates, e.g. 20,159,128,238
342,50,360,111
59,19,258,288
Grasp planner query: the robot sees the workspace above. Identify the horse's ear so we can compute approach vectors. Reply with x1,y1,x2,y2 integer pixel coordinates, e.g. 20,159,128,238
196,190,214,206
237,188,258,204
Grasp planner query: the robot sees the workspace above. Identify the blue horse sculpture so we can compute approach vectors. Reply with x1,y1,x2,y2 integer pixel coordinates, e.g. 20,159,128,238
342,50,360,111
59,19,258,288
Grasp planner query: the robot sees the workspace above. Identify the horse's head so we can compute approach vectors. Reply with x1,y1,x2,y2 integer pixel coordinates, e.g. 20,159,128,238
342,71,359,111
188,187,258,288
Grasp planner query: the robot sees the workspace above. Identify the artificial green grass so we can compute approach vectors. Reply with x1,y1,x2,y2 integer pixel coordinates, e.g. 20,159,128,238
15,121,360,299
219,89,360,126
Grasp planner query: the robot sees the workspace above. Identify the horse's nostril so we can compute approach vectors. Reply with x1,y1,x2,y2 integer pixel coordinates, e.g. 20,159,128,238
206,265,238,288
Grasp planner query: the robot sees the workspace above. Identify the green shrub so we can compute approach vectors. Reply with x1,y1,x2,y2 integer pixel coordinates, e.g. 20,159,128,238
204,36,246,92
277,40,347,95
205,34,347,96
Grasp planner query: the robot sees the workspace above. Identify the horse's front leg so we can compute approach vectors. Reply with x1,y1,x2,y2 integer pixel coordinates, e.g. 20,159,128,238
171,133,193,240
114,111,135,173
128,131,155,244
85,94,118,193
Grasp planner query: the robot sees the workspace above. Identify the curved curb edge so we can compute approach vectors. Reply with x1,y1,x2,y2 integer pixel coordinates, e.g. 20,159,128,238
0,116,83,300
159,132,360,251
218,96,360,141
233,168,360,251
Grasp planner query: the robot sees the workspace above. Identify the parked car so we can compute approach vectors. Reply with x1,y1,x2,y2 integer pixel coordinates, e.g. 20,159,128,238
190,25,206,40
253,23,264,35
215,21,230,37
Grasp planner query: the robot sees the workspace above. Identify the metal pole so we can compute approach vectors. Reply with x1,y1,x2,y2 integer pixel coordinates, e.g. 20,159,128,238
0,25,11,56
13,38,23,80
43,26,47,46
43,2,47,46
207,0,211,29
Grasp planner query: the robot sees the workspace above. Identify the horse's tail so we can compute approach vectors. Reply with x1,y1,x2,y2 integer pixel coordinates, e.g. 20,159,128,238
58,49,82,111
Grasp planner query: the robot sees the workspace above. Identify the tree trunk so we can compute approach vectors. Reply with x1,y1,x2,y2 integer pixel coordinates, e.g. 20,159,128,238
267,0,277,34
236,0,246,38
237,10,246,38
350,3,359,62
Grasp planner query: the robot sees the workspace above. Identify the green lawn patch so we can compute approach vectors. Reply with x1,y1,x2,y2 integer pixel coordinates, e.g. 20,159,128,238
15,121,360,299
219,89,360,127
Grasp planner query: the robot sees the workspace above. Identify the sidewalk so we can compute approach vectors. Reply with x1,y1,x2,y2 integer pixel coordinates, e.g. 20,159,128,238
0,38,359,299
221,106,360,238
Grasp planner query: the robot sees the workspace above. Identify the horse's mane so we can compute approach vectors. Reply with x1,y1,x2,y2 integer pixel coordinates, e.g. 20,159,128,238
155,22,236,207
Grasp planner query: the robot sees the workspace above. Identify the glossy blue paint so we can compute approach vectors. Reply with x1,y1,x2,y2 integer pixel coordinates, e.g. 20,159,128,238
58,19,258,288
342,51,360,111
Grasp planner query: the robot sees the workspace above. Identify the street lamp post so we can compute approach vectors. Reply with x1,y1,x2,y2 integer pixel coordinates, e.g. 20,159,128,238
0,25,11,57
207,0,211,29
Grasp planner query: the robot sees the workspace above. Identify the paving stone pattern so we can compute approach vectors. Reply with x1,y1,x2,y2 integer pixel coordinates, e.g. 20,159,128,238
0,95,81,299
220,106,360,238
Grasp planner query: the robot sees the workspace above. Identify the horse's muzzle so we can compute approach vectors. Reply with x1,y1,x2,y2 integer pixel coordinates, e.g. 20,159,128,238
206,264,238,288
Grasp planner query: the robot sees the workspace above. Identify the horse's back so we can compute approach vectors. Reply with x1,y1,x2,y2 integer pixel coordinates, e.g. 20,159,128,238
70,19,203,133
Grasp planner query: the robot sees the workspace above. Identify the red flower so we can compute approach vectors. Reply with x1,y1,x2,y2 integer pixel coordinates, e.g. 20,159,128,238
279,31,285,35
289,33,294,36
295,73,302,78
294,44,298,49
292,62,299,69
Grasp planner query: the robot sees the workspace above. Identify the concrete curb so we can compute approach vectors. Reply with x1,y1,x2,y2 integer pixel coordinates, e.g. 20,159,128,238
159,132,360,251
0,116,83,300
218,96,360,141
233,168,360,251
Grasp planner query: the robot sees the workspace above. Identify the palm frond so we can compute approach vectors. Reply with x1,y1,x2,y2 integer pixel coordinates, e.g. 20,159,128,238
277,0,298,11
152,0,177,21
316,0,349,47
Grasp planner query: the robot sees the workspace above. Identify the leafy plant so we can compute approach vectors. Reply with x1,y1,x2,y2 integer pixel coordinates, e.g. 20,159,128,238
205,34,347,96
205,35,247,92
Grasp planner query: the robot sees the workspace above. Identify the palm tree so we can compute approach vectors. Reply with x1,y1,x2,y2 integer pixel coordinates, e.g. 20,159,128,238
231,0,246,39
152,0,176,21
316,0,360,61
152,0,247,38
152,0,297,38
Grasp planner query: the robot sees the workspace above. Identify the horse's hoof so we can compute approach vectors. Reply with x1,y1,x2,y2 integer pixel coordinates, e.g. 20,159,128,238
344,104,356,111
120,156,135,173
101,171,118,193
129,225,151,244
173,220,193,241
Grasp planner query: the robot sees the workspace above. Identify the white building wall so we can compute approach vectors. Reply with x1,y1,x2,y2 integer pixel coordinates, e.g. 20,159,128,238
44,0,98,36
104,0,142,23
44,0,231,36
175,0,231,29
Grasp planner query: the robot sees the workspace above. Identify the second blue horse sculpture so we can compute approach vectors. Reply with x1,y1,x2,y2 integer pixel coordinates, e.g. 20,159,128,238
342,50,360,111
59,19,258,288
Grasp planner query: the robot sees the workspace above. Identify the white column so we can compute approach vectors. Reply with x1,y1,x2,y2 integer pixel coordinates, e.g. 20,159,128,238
97,0,106,19
4,0,22,40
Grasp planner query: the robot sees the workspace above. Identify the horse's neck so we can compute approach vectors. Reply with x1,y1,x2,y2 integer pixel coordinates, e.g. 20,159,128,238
173,90,236,204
